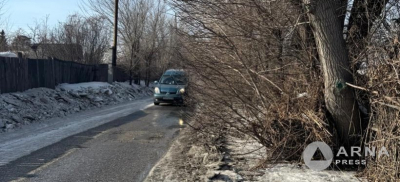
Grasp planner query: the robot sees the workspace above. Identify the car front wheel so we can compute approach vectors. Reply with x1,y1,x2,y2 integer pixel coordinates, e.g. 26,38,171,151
154,102,160,105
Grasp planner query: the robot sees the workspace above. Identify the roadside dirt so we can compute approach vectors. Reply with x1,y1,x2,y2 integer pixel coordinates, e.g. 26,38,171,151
144,123,224,181
144,124,257,182
145,125,361,182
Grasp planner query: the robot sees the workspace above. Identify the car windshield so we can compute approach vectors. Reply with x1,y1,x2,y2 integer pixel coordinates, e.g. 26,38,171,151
159,75,187,85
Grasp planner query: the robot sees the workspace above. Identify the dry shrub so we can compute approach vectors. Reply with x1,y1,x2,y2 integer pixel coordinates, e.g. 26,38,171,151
173,0,333,164
172,0,400,179
346,2,400,179
358,51,400,180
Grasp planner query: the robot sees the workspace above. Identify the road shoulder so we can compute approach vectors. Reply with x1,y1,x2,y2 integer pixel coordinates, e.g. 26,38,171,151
0,97,153,166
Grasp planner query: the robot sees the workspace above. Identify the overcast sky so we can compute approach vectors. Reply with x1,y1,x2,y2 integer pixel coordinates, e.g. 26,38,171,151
4,0,84,32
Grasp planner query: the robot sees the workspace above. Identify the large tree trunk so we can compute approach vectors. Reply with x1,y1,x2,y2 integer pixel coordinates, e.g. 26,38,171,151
303,0,361,146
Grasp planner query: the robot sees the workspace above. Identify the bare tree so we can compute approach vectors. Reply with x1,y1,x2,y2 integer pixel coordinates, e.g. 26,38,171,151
301,0,390,146
28,16,51,58
28,14,111,64
79,15,111,64
171,0,329,162
83,0,176,85
0,0,7,52
0,0,8,30
142,1,170,86
302,0,361,146
10,29,31,53
0,30,8,51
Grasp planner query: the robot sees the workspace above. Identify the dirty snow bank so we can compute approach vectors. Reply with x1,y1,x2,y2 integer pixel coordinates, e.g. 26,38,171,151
145,128,363,182
57,82,112,92
220,136,362,182
0,82,153,132
257,163,359,182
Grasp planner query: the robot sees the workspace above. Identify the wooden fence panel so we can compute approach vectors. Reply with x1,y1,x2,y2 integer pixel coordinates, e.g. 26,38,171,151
4,58,10,93
53,60,60,86
5,58,15,93
0,57,111,94
27,59,38,89
16,58,28,92
0,58,28,93
44,59,55,89
97,64,109,82
0,58,5,94
70,62,77,83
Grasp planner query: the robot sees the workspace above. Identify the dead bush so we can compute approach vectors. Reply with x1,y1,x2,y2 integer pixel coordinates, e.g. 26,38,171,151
173,0,333,164
358,54,400,180
173,0,400,180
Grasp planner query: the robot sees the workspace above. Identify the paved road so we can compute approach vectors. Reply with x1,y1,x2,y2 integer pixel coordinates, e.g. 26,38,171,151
0,104,186,182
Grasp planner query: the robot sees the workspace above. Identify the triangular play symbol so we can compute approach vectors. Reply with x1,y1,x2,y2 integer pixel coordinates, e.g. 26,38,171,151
312,147,327,160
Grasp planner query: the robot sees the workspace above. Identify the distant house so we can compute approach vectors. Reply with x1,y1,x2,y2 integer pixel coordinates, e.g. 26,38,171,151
11,35,31,52
30,43,83,62
8,33,84,62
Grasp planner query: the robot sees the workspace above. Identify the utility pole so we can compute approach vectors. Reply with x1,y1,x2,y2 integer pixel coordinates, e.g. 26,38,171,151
112,0,119,70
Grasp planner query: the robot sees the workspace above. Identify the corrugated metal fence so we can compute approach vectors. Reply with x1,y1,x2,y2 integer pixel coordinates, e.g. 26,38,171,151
0,57,109,94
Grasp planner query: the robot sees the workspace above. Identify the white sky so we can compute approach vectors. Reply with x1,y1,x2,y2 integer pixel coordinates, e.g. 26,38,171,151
3,0,83,32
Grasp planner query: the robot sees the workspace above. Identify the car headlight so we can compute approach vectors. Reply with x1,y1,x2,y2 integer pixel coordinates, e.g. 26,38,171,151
179,88,185,94
155,87,160,94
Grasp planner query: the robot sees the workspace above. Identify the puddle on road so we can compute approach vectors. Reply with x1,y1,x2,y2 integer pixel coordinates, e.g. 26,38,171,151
115,117,186,143
117,131,147,142
146,133,164,140
116,130,167,144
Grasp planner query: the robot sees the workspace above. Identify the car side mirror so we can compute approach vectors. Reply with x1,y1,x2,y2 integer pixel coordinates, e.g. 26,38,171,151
154,81,158,84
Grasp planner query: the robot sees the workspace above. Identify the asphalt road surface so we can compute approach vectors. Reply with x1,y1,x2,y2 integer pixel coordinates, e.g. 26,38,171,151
0,103,186,182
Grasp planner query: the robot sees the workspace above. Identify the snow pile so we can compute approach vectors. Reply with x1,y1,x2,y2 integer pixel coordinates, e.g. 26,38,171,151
0,52,18,58
210,136,362,182
57,82,112,92
257,164,360,182
0,82,153,132
145,123,363,182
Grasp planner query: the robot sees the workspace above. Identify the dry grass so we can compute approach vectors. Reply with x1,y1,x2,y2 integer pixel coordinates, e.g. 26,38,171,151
357,55,400,181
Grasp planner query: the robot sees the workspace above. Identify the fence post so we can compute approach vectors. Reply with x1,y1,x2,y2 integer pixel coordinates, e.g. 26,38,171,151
0,58,3,94
36,59,40,87
108,64,113,84
69,61,73,83
93,65,98,82
51,57,55,88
